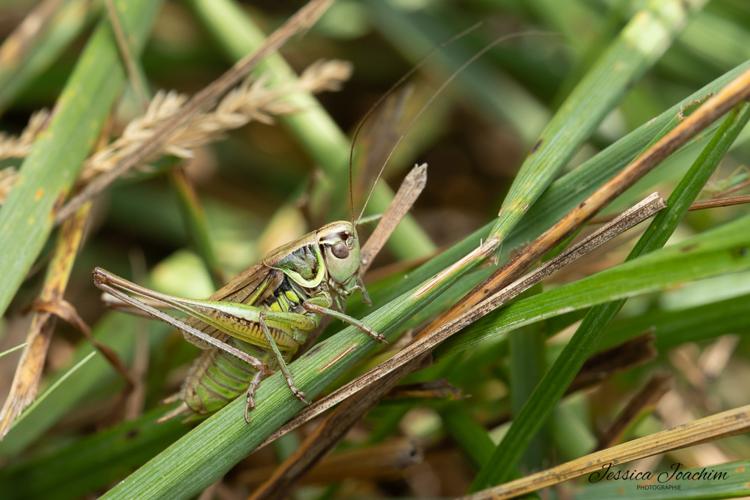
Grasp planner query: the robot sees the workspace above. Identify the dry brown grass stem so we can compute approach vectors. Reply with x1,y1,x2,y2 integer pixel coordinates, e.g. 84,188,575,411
596,373,672,450
0,59,350,204
590,193,750,224
464,403,750,500
0,203,91,438
81,59,351,182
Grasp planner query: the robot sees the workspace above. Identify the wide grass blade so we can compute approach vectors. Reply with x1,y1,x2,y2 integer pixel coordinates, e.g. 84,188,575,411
603,291,750,352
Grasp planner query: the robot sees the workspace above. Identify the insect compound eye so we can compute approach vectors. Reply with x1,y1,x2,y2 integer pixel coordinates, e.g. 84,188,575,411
339,231,355,248
331,241,350,259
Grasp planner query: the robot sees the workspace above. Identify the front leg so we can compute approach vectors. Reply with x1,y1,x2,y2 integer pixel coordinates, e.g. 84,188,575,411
302,292,387,343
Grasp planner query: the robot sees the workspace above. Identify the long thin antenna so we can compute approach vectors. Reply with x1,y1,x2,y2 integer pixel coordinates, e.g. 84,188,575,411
347,21,484,225
357,29,555,223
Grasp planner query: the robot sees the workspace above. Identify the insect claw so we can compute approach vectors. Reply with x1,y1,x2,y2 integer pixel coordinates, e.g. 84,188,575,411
359,325,387,344
355,324,387,344
292,387,310,405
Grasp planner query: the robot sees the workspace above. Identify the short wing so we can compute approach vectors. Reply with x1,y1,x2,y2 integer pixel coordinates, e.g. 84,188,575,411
212,263,279,302
182,264,284,349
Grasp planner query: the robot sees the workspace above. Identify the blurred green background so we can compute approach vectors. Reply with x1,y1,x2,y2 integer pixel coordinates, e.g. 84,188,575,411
1,0,750,498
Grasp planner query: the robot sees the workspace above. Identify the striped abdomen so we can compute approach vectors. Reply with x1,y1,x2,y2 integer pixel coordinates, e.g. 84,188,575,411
181,280,311,417
181,337,278,416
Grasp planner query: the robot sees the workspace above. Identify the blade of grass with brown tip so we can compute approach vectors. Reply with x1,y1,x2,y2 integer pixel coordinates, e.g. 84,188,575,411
359,61,750,316
0,0,162,317
0,208,92,437
426,67,750,343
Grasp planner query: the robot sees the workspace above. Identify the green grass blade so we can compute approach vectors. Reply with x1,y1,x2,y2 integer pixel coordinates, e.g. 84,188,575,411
446,213,750,357
446,282,750,365
471,102,750,490
508,318,547,472
0,0,163,317
603,291,750,352
490,0,707,242
170,169,225,287
7,351,96,434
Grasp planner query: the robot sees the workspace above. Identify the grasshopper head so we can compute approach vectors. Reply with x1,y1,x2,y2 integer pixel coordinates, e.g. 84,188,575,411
317,221,361,288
